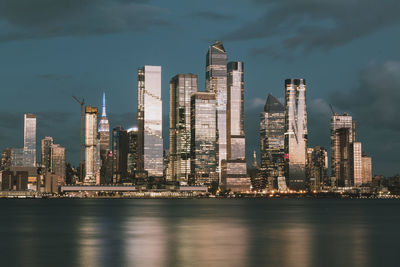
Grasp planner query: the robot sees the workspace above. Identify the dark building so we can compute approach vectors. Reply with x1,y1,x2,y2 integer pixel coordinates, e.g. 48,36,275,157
306,146,328,191
112,126,128,183
100,151,113,185
1,148,12,171
260,94,285,190
15,171,28,191
1,171,13,190
127,128,139,179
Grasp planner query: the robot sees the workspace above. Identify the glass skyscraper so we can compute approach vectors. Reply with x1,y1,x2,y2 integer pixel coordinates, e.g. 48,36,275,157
84,106,98,185
51,144,66,183
137,66,163,177
284,79,308,190
41,136,53,171
206,41,227,178
260,94,285,189
127,127,139,179
190,92,218,185
169,74,198,185
112,126,128,183
23,113,36,166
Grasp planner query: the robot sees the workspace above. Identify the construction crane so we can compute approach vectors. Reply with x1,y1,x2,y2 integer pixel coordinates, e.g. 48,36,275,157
72,95,85,182
329,104,337,116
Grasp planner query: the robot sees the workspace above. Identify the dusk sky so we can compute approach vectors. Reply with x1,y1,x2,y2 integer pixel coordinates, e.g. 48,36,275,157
0,0,399,175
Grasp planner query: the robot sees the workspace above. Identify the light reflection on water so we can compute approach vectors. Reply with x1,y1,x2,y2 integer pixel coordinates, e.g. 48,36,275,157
1,199,399,267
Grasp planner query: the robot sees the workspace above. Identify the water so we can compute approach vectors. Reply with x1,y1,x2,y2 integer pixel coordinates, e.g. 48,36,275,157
1,199,399,267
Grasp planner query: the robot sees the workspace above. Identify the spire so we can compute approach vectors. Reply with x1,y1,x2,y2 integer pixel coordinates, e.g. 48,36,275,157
102,92,106,117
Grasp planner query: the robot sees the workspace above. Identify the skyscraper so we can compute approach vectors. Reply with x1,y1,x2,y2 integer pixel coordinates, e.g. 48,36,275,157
41,136,54,171
306,146,328,191
190,92,218,185
1,148,12,171
112,126,128,183
169,74,198,184
331,113,356,187
351,142,363,186
51,144,66,184
206,41,227,179
127,127,139,179
223,61,251,192
362,155,372,185
23,114,36,166
98,92,110,163
284,79,308,190
137,66,163,178
260,94,285,189
84,106,98,185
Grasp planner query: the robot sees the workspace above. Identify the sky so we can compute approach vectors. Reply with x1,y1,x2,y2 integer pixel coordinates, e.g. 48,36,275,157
0,0,400,176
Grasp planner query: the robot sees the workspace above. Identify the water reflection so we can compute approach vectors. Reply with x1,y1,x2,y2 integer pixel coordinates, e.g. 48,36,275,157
78,216,101,267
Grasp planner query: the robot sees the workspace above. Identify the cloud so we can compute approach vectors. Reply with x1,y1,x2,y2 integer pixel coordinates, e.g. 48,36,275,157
0,0,169,42
248,97,265,109
190,11,234,21
38,74,73,81
224,0,400,52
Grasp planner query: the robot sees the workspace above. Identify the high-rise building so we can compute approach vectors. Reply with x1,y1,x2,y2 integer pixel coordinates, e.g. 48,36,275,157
137,66,163,177
362,155,372,185
169,74,198,184
206,41,227,179
51,144,66,184
41,136,54,171
11,148,24,167
223,61,251,192
306,146,328,191
331,113,356,187
351,142,363,186
99,92,110,164
260,94,285,189
84,106,98,185
23,113,36,166
112,126,128,183
284,79,308,190
190,92,218,185
127,127,139,179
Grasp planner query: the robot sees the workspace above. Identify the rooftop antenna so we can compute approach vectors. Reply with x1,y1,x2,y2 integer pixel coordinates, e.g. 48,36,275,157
72,95,85,182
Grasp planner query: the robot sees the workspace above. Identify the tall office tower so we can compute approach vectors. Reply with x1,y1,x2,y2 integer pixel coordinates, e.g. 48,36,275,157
224,61,250,192
190,92,218,185
50,144,66,183
1,148,12,171
351,142,363,186
260,94,285,189
306,146,328,191
127,127,139,179
84,106,98,185
284,79,308,190
11,148,24,167
112,126,128,183
362,155,372,185
23,113,36,166
41,136,54,171
206,41,227,179
169,74,198,184
137,66,163,178
98,92,110,163
331,113,355,186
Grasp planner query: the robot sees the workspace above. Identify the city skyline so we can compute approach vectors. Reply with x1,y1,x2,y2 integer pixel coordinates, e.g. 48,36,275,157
0,1,399,176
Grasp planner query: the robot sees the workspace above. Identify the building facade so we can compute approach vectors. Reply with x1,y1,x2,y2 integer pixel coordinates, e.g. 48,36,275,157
284,79,308,190
260,94,285,190
127,127,139,179
362,156,372,185
206,41,227,179
112,126,128,183
169,74,198,185
190,92,218,185
51,144,66,184
137,66,163,177
41,136,54,171
23,113,36,166
84,106,98,185
98,92,110,164
306,146,328,191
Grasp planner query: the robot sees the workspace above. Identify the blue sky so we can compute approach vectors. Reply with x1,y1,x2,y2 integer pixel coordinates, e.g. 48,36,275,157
0,0,400,175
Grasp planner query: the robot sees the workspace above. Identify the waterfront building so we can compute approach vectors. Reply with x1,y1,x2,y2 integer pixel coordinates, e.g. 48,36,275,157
41,136,54,171
23,113,36,166
98,92,110,164
137,66,163,177
362,155,372,185
206,41,227,178
84,106,98,185
260,94,285,190
331,113,356,186
190,92,218,185
127,127,139,179
306,146,328,191
51,144,66,184
223,61,251,192
112,126,128,183
351,142,363,186
284,79,308,190
169,74,198,185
